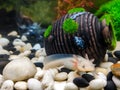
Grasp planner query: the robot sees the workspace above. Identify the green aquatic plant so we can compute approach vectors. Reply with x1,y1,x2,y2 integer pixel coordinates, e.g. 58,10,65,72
44,25,52,38
62,18,78,34
95,0,120,41
100,14,116,50
68,7,85,14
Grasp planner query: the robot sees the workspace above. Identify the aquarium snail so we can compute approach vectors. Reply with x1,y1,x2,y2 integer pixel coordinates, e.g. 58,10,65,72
44,11,116,66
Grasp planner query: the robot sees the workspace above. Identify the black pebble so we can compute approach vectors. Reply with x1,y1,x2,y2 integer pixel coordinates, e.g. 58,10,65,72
28,53,35,59
107,52,113,57
58,67,73,74
0,54,9,61
108,57,118,63
6,36,18,42
0,60,10,74
107,71,113,81
73,77,89,87
104,80,117,90
82,74,95,82
34,62,44,68
12,50,20,55
31,49,36,53
114,50,120,59
3,43,15,51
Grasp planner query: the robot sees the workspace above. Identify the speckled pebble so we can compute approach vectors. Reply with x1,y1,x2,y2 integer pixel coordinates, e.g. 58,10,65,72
54,72,68,81
73,77,89,87
82,74,95,82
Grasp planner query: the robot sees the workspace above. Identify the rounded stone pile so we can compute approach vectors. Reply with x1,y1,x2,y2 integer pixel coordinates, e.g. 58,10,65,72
0,31,120,90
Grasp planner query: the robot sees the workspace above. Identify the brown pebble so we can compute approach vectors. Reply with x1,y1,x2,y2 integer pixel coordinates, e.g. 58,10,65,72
111,63,120,78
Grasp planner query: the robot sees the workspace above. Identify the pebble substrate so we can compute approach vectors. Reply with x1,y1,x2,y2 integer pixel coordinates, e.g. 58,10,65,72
0,31,120,90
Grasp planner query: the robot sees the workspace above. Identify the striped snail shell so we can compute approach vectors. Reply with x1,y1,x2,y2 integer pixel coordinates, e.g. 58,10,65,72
44,12,116,66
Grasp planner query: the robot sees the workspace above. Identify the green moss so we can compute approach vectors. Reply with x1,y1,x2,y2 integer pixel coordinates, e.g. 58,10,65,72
68,7,85,14
62,18,78,34
100,14,116,50
44,25,52,38
95,0,120,41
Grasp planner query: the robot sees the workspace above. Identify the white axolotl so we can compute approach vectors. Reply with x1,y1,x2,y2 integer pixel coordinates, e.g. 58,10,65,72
43,54,95,72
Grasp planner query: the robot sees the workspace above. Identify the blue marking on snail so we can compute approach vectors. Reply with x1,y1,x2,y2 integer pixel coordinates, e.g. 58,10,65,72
70,12,86,19
74,36,85,49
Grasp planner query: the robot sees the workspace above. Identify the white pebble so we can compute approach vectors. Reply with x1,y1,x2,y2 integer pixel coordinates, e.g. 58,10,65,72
32,43,41,50
0,49,10,55
103,53,108,62
0,74,4,87
37,56,45,63
18,50,31,57
95,67,108,76
31,57,39,62
54,72,68,81
0,34,2,38
112,76,120,88
54,81,66,90
0,38,9,47
9,55,21,60
35,48,46,57
100,62,113,69
21,35,28,41
14,81,27,90
34,70,45,80
0,45,3,50
13,39,25,46
3,57,37,82
42,69,58,88
67,71,79,82
95,72,107,80
89,79,107,90
64,82,78,90
8,31,18,36
23,43,32,51
1,80,14,90
27,78,43,90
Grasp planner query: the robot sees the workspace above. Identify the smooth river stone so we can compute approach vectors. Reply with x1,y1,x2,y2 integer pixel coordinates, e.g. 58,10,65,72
0,38,9,47
3,57,37,81
111,63,120,78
